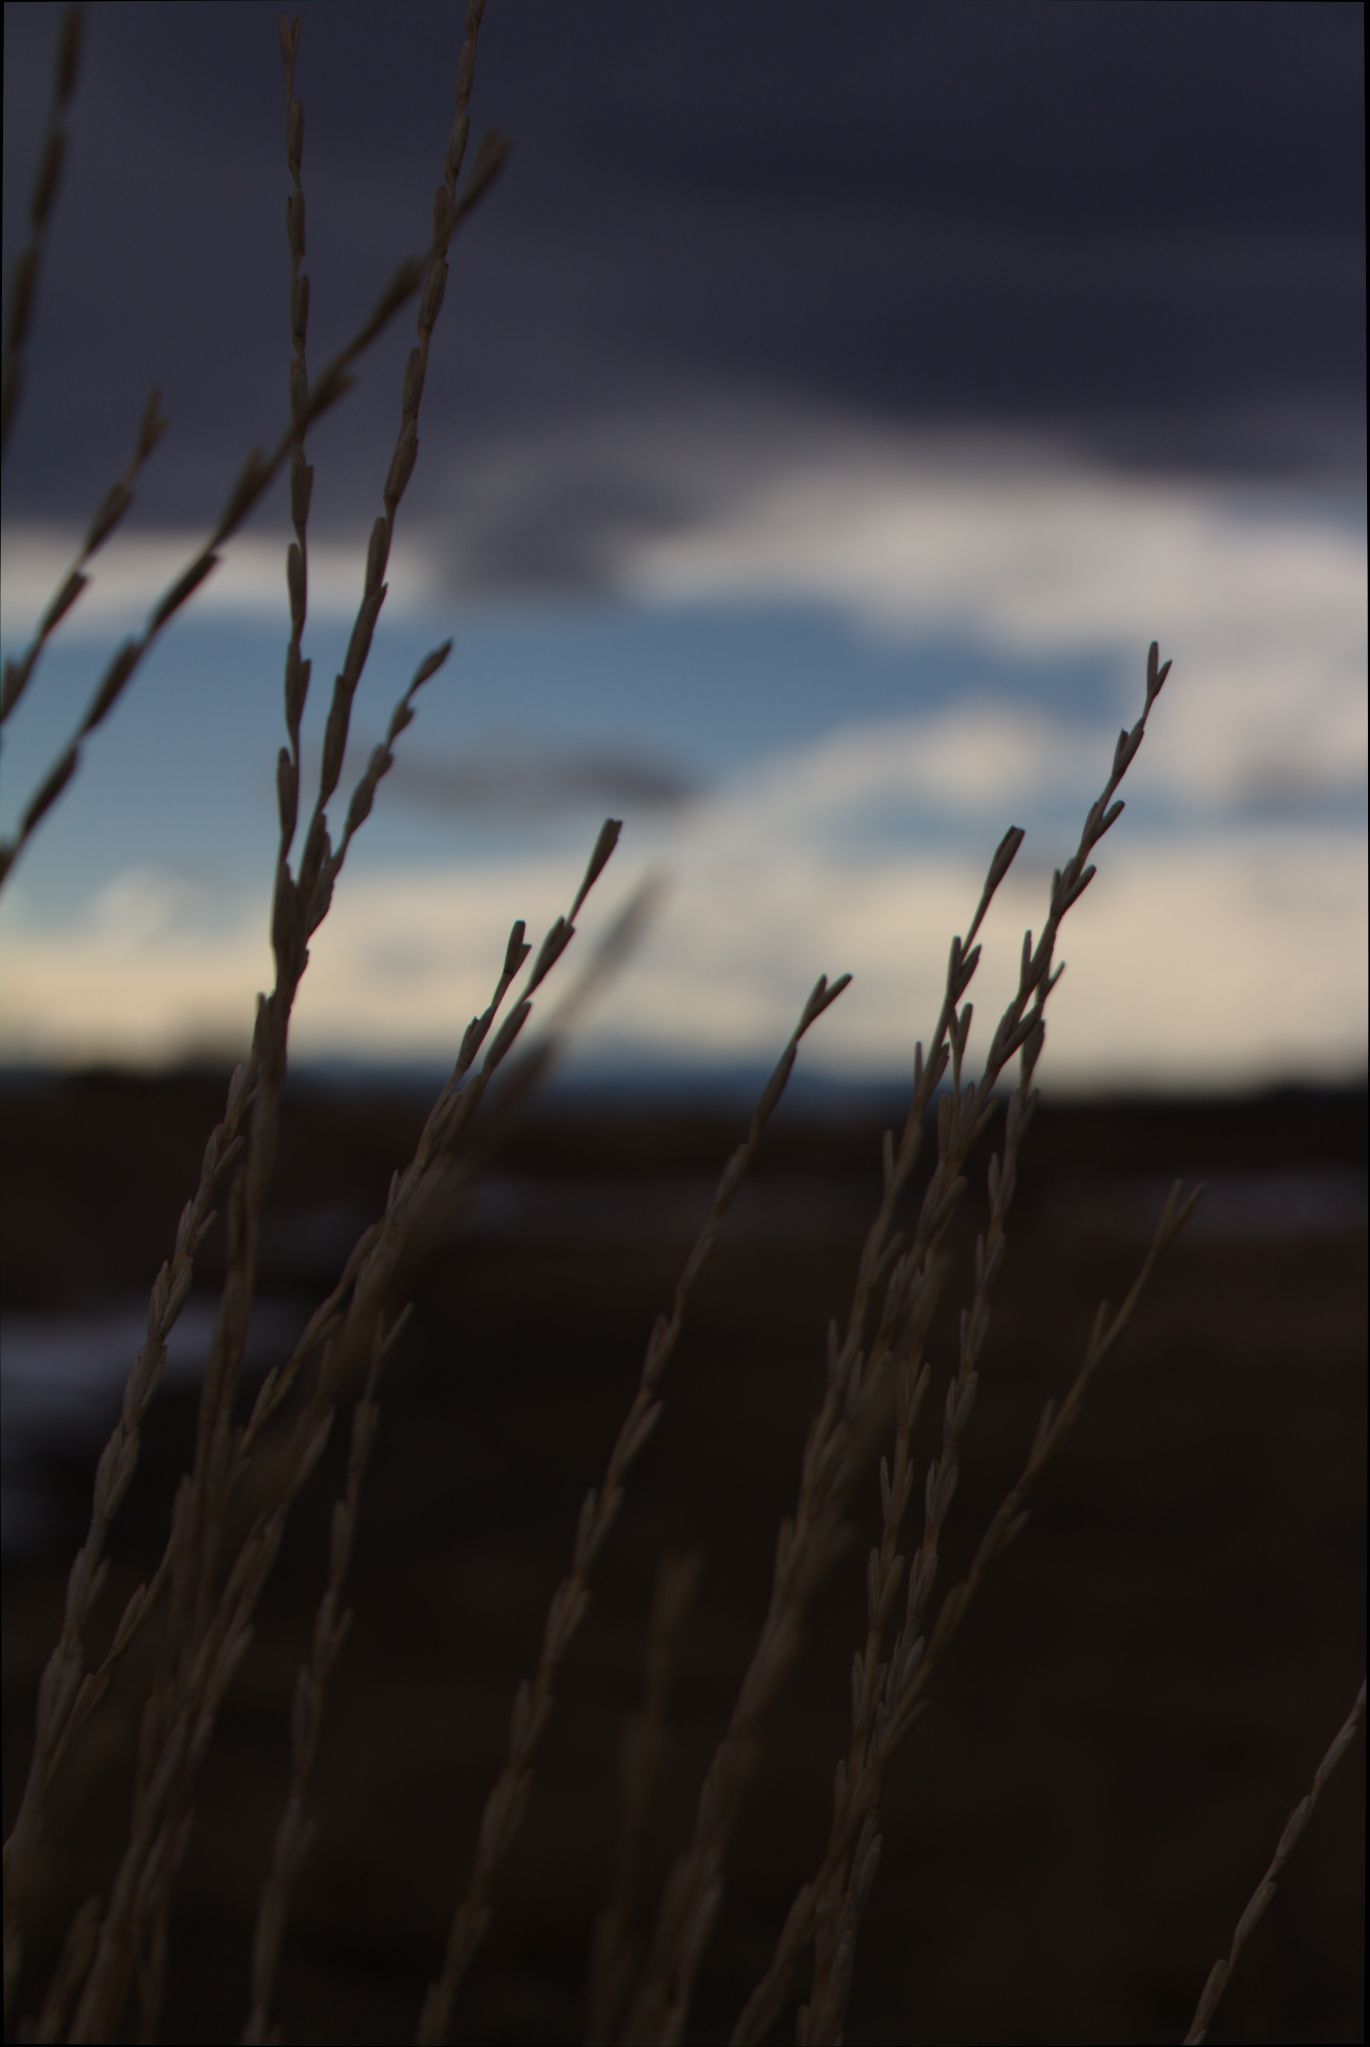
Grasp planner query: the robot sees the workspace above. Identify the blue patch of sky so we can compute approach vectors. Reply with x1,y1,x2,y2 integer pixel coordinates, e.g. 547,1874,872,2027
0,590,1311,932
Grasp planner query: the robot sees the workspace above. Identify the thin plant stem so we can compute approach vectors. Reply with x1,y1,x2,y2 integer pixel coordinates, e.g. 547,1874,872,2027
1182,1678,1366,2046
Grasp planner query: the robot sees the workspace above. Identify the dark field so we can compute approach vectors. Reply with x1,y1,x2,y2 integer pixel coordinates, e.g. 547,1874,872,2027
3,1071,1365,2045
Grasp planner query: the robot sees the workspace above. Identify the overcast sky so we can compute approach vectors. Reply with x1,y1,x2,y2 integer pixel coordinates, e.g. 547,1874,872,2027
1,1,1365,1093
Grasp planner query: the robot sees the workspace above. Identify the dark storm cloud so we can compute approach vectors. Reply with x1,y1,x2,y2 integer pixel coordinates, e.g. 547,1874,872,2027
3,1,1363,598
382,744,696,820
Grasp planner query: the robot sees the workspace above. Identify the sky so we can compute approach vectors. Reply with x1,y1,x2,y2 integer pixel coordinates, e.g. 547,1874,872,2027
1,0,1365,1097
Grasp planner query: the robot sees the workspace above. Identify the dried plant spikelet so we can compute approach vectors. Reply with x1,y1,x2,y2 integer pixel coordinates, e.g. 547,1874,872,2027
1,657,25,719
38,567,89,643
1031,1397,1057,1461
360,256,425,348
1274,1795,1312,1860
574,1489,600,1562
150,551,220,633
1166,1180,1207,1240
19,744,78,835
80,638,140,735
271,871,299,980
365,514,390,591
850,1648,868,1728
448,111,471,181
487,998,532,1069
456,35,478,108
1060,862,1097,911
716,1144,750,1206
1232,1881,1278,1953
502,918,530,978
303,361,356,431
1144,639,1163,692
53,5,83,95
219,447,271,530
421,259,449,329
986,822,1026,894
592,1488,623,1554
136,385,169,459
995,1008,1041,1068
623,1401,663,1463
926,1172,966,1238
284,647,309,734
460,129,512,220
825,1317,844,1387
756,1045,797,1123
509,1678,536,1752
543,1581,590,1661
277,16,302,63
33,1892,102,2044
1087,1298,1110,1355
86,480,132,550
34,130,66,221
318,678,352,798
403,345,426,416
476,1776,516,1866
1189,1958,1228,2039
1317,1685,1366,1778
529,915,571,990
456,1013,485,1070
384,425,418,504
680,1230,716,1291
343,760,384,842
432,184,455,246
405,636,454,696
571,815,623,916
946,1372,978,1437
932,1456,958,1524
343,582,386,685
7,247,38,344
803,969,852,1025
286,540,305,621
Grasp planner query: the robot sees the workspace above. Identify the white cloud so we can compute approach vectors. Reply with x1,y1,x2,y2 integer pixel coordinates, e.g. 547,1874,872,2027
5,394,1363,820
602,402,1364,658
2,706,1364,1092
3,390,1363,1090
0,523,439,646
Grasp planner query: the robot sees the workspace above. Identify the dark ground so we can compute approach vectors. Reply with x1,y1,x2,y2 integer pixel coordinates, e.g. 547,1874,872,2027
2,1069,1366,2046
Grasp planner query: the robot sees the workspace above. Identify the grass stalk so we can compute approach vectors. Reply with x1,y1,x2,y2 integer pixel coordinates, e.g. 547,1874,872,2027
0,13,1360,2047
1182,1678,1368,2046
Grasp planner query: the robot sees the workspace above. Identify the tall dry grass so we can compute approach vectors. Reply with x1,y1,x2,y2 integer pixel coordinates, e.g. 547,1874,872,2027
1,9,1363,2044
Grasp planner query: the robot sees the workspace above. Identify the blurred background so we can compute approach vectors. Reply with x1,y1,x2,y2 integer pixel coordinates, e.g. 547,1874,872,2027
2,7,1364,2044
1,0,1364,1091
